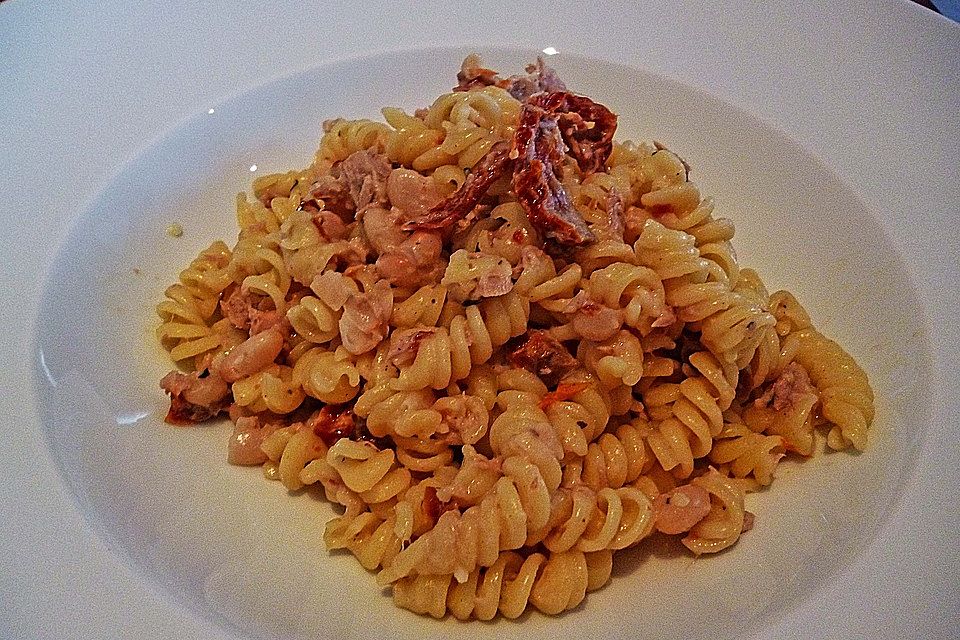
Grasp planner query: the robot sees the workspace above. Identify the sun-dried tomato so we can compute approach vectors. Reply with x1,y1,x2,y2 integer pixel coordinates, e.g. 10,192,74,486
510,91,617,247
423,485,461,520
512,151,595,246
165,395,225,425
509,330,578,388
527,92,618,176
512,106,593,245
403,140,514,231
310,404,356,447
406,91,616,248
538,382,592,410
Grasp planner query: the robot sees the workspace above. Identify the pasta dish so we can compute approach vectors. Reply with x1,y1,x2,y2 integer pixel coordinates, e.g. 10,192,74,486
155,55,874,619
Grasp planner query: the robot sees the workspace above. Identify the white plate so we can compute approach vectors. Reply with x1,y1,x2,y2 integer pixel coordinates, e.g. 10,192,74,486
2,2,958,639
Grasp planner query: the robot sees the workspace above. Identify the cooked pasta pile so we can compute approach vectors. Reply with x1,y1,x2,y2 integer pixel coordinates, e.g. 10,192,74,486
156,55,874,619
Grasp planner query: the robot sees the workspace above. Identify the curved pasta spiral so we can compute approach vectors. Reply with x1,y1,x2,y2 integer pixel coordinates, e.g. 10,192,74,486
260,424,326,492
783,328,874,451
324,439,413,507
394,434,456,475
324,508,411,571
377,389,581,585
580,418,656,491
293,346,362,404
383,86,520,174
237,170,310,236
735,268,782,393
742,383,819,457
299,440,417,573
426,86,521,169
655,193,739,287
391,284,447,329
391,291,529,390
586,262,671,331
636,219,775,366
770,289,814,337
682,468,746,555
228,233,292,314
528,262,582,304
564,167,633,243
634,218,709,281
383,107,447,171
575,239,636,276
577,330,645,411
488,390,565,484
358,386,444,439
156,240,238,362
236,192,284,236
709,419,785,487
286,295,340,344
642,351,737,478
316,118,390,167
494,367,614,462
456,202,540,266
635,149,699,220
541,371,613,453
376,469,553,585
393,549,613,619
231,364,305,414
543,484,655,554
357,383,488,444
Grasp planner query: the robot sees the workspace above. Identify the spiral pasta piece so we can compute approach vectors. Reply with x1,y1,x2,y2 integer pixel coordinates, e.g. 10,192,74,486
586,261,671,331
394,435,456,475
231,364,305,415
655,194,739,286
293,346,362,404
393,548,612,620
286,295,340,344
324,507,412,571
642,359,733,479
376,469,550,585
580,419,656,491
426,86,521,168
229,234,291,311
784,328,874,451
541,375,613,454
260,424,327,492
709,420,785,487
392,291,529,390
636,220,775,366
325,438,412,504
544,485,655,553
682,468,746,555
156,241,237,362
317,118,390,166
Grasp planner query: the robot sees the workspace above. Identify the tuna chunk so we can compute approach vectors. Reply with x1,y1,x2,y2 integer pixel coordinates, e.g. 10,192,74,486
509,330,578,387
755,362,816,411
160,369,230,424
338,149,392,211
339,280,394,355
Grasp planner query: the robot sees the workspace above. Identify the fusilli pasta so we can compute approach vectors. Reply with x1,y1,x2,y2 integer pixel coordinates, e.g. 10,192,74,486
155,55,876,620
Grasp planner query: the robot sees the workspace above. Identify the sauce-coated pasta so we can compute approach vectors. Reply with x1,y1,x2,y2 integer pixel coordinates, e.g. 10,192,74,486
156,55,874,619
